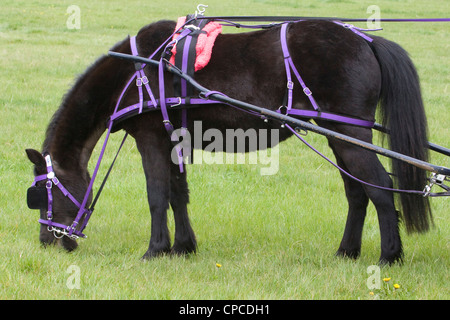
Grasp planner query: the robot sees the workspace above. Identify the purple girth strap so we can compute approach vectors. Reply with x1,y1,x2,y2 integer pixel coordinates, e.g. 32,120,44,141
279,22,375,128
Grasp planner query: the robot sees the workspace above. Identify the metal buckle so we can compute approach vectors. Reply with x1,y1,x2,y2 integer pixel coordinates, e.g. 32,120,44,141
287,81,294,90
136,76,148,87
170,97,182,108
303,87,313,96
185,24,201,31
343,23,354,29
163,119,173,127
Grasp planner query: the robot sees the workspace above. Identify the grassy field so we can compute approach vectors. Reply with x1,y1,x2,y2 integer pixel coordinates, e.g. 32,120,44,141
0,0,448,301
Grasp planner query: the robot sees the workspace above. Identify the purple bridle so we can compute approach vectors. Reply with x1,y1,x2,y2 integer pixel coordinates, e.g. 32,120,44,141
29,119,128,239
32,154,91,239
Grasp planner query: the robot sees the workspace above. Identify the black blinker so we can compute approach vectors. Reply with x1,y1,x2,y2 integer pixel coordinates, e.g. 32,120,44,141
27,186,48,210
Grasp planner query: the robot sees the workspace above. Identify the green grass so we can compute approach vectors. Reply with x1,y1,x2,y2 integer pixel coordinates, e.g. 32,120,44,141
0,0,449,300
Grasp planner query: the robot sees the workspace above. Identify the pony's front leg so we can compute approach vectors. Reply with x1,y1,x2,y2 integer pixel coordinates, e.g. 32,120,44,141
135,130,172,259
170,162,197,255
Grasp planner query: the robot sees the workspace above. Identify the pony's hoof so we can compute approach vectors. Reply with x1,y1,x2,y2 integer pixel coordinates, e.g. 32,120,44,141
335,248,360,260
141,248,170,260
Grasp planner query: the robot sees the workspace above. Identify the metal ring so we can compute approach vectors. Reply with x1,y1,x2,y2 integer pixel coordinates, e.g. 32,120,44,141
53,230,65,239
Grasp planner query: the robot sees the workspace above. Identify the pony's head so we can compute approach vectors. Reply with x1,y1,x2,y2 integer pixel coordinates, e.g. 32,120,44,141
25,149,92,251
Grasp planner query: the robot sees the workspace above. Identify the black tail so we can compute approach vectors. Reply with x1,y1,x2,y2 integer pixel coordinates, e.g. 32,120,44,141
369,35,432,233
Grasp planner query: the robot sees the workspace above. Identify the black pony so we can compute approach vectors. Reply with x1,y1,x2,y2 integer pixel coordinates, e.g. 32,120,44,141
26,19,432,264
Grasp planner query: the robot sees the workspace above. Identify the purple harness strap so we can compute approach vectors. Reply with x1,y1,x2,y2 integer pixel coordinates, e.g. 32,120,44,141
158,27,198,172
109,97,215,122
278,22,375,128
130,36,158,113
332,21,376,42
280,23,320,112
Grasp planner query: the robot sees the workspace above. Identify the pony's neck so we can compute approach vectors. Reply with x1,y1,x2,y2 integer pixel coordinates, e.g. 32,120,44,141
43,39,131,171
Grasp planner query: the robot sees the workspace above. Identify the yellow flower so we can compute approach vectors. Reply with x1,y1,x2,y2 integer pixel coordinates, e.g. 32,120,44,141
216,263,222,268
369,292,374,296
394,284,400,289
383,277,391,282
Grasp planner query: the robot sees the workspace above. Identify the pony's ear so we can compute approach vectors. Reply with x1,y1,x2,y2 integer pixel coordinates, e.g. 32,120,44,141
25,149,46,173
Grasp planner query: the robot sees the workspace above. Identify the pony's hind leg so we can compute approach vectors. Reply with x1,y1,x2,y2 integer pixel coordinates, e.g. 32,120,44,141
330,146,369,260
326,129,403,265
169,162,197,255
